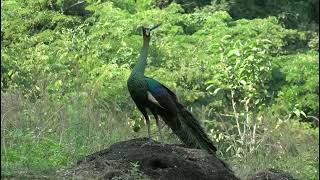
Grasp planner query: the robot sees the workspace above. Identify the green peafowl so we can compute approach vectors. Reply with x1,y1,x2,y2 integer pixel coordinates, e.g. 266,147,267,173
127,24,217,154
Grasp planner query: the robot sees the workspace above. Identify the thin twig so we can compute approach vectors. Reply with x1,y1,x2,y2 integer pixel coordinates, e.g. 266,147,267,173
306,115,319,122
65,1,85,11
231,90,242,138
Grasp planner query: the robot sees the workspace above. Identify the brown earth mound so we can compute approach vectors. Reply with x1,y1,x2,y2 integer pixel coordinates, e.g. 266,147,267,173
60,138,240,180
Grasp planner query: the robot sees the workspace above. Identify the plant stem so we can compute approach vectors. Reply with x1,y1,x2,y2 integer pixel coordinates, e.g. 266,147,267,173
231,90,242,138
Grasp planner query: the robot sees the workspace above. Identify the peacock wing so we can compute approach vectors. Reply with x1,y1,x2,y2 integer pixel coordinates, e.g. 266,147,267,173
144,77,177,111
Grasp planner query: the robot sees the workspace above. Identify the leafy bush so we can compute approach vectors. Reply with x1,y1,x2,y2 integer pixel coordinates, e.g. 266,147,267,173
1,0,318,179
273,51,319,118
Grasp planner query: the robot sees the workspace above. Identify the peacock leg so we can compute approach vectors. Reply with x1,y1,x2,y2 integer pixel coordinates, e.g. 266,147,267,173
141,112,153,147
155,115,164,143
150,109,164,145
145,116,152,143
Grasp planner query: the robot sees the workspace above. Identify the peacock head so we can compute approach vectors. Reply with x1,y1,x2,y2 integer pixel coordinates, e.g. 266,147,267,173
142,24,161,37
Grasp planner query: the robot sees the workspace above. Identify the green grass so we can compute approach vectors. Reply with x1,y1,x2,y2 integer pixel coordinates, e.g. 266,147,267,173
0,90,178,178
230,124,319,179
194,105,319,180
1,90,141,177
1,90,319,179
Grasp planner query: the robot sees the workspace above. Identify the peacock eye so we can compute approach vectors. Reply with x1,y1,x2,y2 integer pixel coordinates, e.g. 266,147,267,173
145,29,150,36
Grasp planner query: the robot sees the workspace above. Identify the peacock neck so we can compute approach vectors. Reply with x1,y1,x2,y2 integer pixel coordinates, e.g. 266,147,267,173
131,37,150,77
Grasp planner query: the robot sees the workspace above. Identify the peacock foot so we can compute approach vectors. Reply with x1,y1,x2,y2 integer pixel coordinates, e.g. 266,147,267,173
158,142,165,147
140,139,154,148
158,137,165,146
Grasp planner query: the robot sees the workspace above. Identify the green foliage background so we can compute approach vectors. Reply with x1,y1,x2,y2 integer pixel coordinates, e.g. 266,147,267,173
1,0,319,179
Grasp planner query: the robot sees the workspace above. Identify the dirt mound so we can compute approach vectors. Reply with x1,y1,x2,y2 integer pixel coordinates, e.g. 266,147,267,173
249,169,297,180
60,138,239,180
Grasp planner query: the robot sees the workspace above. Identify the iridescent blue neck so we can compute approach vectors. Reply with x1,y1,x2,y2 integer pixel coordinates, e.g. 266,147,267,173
131,37,150,77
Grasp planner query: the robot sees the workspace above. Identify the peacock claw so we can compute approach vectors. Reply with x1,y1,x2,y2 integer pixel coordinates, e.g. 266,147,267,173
157,137,165,147
140,139,153,148
158,142,165,147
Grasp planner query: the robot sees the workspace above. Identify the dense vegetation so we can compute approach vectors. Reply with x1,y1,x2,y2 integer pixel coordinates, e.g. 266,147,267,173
1,0,319,179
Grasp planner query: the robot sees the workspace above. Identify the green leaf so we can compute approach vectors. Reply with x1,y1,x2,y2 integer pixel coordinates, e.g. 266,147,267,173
293,109,301,117
213,88,221,95
239,80,246,85
300,111,307,118
206,84,214,91
227,49,240,57
247,55,254,61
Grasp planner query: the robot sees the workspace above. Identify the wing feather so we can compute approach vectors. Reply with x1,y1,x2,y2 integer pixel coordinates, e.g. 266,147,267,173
144,77,177,111
147,91,165,108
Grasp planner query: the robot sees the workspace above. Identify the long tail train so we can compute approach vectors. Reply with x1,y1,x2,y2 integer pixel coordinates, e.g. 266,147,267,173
171,103,234,169
175,103,217,154
159,102,217,154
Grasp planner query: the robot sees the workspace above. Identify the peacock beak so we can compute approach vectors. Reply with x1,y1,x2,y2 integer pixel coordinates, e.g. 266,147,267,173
150,23,161,31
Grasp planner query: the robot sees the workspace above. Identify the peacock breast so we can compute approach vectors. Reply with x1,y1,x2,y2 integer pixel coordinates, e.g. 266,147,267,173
127,76,148,100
